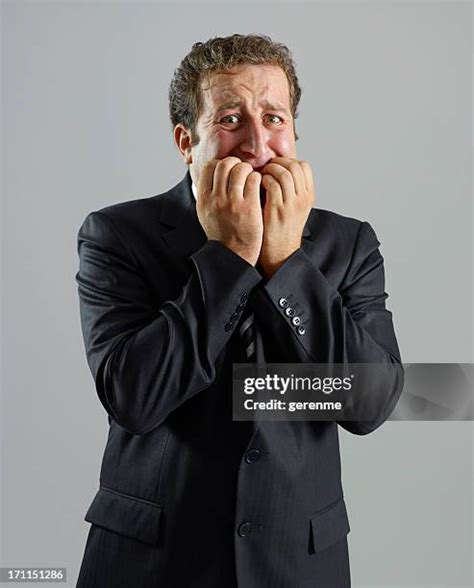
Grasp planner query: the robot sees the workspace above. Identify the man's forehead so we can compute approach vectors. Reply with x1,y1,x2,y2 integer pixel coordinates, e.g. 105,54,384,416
200,65,291,111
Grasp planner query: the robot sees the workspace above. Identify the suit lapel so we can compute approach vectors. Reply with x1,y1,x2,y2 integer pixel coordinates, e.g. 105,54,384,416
302,220,311,239
159,171,207,259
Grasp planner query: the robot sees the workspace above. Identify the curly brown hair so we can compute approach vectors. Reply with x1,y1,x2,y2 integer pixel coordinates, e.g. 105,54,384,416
168,34,302,144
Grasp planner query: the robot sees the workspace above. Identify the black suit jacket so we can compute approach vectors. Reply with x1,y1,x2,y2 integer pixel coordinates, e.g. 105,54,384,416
75,172,402,587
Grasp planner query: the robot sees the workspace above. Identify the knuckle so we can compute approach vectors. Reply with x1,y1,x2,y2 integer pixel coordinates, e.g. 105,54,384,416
231,162,247,176
204,159,218,172
238,162,253,174
217,157,242,177
215,159,227,172
301,161,312,175
223,156,242,167
229,201,241,215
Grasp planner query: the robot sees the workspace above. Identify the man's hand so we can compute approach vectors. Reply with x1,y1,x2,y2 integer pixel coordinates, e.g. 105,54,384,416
259,157,315,277
196,157,263,266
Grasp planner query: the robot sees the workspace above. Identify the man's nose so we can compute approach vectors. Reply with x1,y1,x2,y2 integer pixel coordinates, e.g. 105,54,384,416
239,119,271,161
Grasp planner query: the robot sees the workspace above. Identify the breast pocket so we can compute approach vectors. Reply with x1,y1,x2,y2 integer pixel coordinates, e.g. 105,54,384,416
84,486,164,545
309,496,350,554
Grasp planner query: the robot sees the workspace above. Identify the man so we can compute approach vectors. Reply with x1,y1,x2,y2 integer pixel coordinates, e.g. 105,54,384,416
76,34,402,587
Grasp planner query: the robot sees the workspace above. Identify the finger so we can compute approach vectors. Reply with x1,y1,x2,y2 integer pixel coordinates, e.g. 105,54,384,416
261,163,295,202
213,156,242,200
268,156,293,169
288,161,306,197
262,173,283,208
243,171,262,204
299,160,314,193
228,162,254,200
198,159,219,199
269,157,306,196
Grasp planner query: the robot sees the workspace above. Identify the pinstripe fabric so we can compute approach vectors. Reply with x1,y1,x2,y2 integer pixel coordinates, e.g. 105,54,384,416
239,309,256,362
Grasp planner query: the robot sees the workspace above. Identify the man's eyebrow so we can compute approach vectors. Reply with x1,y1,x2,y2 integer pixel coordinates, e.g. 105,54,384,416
260,100,289,113
215,100,242,113
214,99,290,114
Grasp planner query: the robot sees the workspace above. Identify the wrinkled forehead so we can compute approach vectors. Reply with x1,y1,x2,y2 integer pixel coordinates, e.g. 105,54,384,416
199,64,292,113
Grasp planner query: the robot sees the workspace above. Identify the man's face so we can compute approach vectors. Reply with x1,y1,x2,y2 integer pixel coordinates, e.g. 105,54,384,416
180,64,297,187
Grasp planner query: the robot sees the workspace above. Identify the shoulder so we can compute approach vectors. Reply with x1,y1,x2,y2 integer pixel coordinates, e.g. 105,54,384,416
77,173,190,237
307,207,367,233
76,195,163,257
302,209,382,284
306,208,379,246
89,192,166,230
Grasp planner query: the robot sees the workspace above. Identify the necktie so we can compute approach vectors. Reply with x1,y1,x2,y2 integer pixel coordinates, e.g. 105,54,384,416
239,308,257,362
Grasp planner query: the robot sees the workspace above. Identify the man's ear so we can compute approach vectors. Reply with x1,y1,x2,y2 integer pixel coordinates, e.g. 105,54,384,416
174,124,193,164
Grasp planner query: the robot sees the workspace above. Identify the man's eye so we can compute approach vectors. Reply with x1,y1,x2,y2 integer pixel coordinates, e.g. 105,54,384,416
220,114,241,124
265,114,284,124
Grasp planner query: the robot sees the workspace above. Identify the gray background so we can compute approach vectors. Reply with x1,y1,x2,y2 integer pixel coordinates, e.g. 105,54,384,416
2,1,472,586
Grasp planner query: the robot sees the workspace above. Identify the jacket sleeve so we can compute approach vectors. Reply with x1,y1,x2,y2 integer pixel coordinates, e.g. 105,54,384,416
75,210,262,435
252,220,403,435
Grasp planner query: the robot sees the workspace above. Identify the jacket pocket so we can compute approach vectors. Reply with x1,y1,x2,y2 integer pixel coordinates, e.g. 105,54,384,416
310,496,350,553
84,486,163,545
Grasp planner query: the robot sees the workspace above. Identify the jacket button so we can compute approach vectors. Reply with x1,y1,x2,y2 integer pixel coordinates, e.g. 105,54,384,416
230,312,240,322
224,323,232,332
278,297,288,308
237,303,246,312
245,449,261,464
240,292,248,303
297,325,306,336
291,316,301,326
237,522,252,537
285,307,295,318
